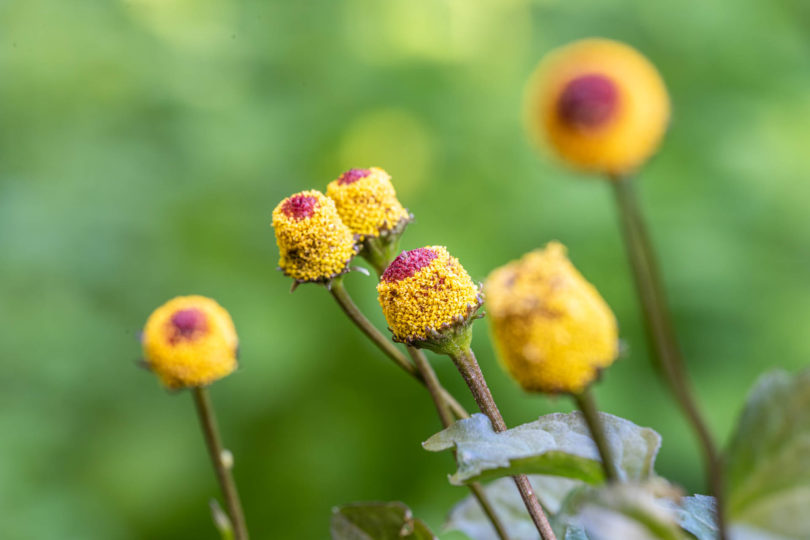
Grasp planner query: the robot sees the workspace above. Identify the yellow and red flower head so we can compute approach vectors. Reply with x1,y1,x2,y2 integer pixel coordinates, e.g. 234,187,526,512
377,246,482,348
525,38,670,176
485,242,618,394
326,167,411,240
142,295,239,389
272,190,359,283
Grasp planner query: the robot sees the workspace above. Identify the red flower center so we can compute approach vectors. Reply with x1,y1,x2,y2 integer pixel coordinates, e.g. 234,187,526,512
382,248,438,282
169,308,208,342
281,194,319,219
338,168,371,185
557,74,618,129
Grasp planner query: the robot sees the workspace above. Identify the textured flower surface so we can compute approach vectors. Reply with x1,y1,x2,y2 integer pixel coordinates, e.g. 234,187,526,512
485,242,618,394
377,246,481,344
326,167,411,240
142,295,239,389
272,190,358,283
525,38,670,176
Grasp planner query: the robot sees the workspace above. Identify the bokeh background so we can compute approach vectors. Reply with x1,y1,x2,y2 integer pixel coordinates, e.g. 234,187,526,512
2,0,810,538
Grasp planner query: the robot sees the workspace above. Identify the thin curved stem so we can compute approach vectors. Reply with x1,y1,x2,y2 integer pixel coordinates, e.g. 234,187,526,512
355,251,469,419
354,250,510,536
408,348,510,540
328,277,467,420
449,347,557,540
329,277,509,537
611,174,728,540
192,387,249,540
573,390,620,483
361,249,511,536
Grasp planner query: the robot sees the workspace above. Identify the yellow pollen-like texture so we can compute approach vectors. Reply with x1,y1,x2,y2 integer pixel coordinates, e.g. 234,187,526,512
142,295,239,389
485,242,618,394
272,190,358,283
326,167,410,239
377,246,480,343
525,38,670,176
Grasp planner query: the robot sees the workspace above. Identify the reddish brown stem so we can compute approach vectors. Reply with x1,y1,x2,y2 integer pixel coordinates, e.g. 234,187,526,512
449,347,557,540
192,387,249,540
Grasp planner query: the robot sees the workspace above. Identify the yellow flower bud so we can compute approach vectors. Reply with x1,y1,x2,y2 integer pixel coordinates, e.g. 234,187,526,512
326,167,411,240
272,190,359,283
525,38,670,176
485,242,618,394
377,246,482,346
142,296,239,389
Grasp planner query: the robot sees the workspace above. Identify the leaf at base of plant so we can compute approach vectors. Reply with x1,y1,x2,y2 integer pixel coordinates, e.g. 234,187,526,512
423,411,661,485
570,480,688,540
725,368,810,538
445,475,583,540
330,501,436,540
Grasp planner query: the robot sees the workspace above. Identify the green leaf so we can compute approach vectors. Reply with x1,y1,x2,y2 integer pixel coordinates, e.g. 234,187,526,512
725,368,810,538
572,481,689,540
445,475,585,540
423,412,661,485
563,526,589,540
447,477,691,540
659,495,717,540
330,501,436,540
435,412,664,539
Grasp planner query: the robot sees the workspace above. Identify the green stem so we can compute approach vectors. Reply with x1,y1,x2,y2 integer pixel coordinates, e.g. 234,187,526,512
192,387,249,540
611,175,728,540
330,274,508,538
408,348,510,540
449,347,557,540
361,243,511,537
328,277,467,420
361,235,400,276
573,389,620,483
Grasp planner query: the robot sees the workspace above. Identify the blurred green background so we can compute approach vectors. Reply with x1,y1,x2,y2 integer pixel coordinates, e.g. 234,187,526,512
2,0,810,538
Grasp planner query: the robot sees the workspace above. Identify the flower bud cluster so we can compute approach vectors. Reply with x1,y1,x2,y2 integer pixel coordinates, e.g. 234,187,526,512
271,167,410,284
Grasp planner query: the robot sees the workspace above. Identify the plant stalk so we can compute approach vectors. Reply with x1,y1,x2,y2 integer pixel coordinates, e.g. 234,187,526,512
611,174,728,539
330,275,507,538
450,347,557,540
573,389,620,482
354,254,469,419
357,248,511,537
408,348,510,540
192,387,249,540
328,277,467,420
361,235,400,276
